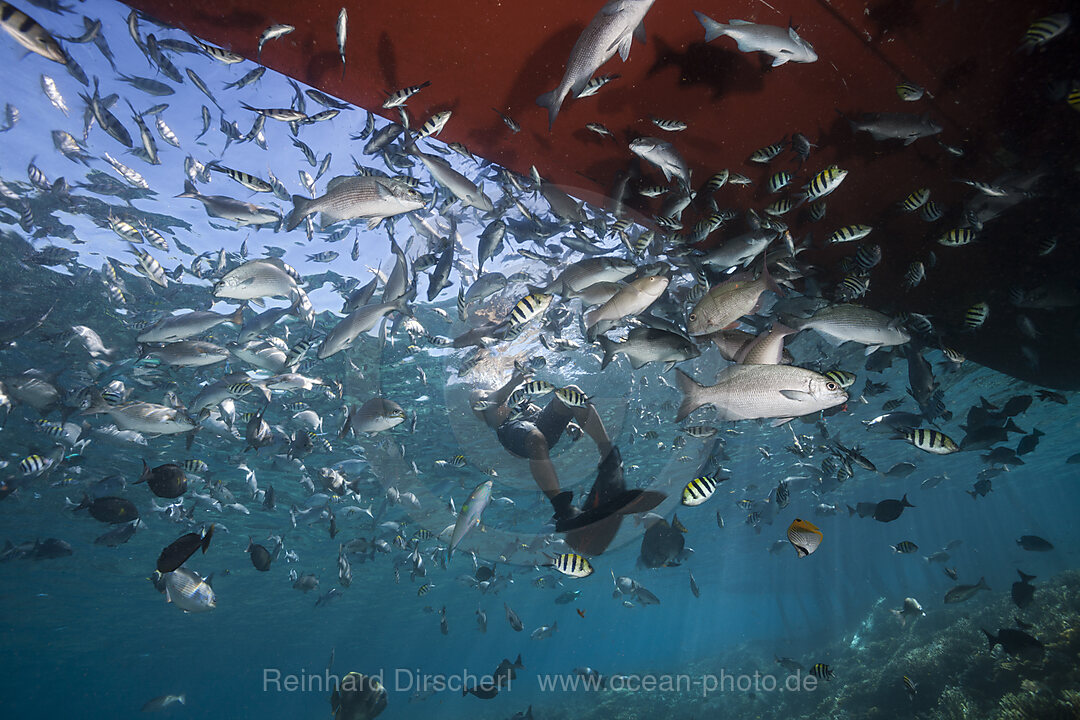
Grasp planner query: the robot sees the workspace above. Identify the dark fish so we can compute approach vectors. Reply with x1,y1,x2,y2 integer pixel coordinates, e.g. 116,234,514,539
639,518,686,568
74,495,138,523
1017,535,1053,552
135,460,187,498
982,447,1024,466
94,521,139,547
157,526,214,573
330,672,387,720
967,477,991,499
1036,389,1066,405
1001,395,1032,417
1011,570,1036,609
24,538,73,559
1015,429,1044,456
504,603,523,631
884,462,916,478
493,654,524,688
872,495,914,523
248,537,272,570
463,681,499,700
475,565,494,582
944,577,990,603
982,627,1043,657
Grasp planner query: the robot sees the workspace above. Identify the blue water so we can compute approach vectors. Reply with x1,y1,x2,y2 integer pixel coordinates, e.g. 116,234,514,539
0,1,1076,719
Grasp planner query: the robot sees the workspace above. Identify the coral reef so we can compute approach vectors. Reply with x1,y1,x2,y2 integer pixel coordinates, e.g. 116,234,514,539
521,571,1080,720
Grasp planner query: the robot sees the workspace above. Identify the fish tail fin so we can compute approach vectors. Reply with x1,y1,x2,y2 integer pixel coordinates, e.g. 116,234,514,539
535,89,563,131
515,653,523,668
901,493,914,508
977,576,989,590
693,11,728,42
286,195,313,232
228,305,245,326
1018,569,1036,582
847,505,856,517
760,256,784,297
982,628,997,651
674,369,705,422
176,179,199,198
177,695,186,705
598,334,618,370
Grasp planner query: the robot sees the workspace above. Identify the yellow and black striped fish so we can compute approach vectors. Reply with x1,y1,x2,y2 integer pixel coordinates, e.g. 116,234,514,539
919,201,944,222
963,302,989,330
767,171,793,194
684,425,718,439
1020,13,1070,51
749,141,785,163
702,170,729,193
547,552,594,578
788,518,824,558
554,387,589,408
823,370,856,389
826,224,872,244
681,475,719,506
835,274,869,301
181,459,209,474
903,428,959,454
803,165,848,201
1068,85,1080,112
523,380,556,397
900,187,930,211
937,227,976,247
18,454,47,476
941,347,965,365
812,663,834,681
892,541,918,554
903,675,917,697
764,197,793,216
508,292,552,327
417,583,434,596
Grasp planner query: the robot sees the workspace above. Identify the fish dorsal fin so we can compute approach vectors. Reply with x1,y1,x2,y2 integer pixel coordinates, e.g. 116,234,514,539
729,19,753,25
325,175,354,192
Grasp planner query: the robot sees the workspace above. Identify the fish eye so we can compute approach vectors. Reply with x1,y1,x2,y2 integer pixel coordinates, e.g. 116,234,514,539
689,313,696,321
826,381,838,391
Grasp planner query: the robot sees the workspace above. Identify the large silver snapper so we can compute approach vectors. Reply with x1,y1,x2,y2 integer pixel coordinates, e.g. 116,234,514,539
694,14,817,66
675,365,847,422
787,303,910,352
536,0,657,128
285,175,424,231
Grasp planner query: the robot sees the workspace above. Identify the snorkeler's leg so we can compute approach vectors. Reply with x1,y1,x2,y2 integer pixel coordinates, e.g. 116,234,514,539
523,429,582,524
541,386,612,458
572,401,613,459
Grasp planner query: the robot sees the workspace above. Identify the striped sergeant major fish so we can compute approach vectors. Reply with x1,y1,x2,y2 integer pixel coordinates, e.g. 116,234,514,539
545,552,594,578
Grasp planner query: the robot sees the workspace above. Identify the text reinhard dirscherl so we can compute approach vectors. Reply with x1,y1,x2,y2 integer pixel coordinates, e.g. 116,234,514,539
262,668,819,698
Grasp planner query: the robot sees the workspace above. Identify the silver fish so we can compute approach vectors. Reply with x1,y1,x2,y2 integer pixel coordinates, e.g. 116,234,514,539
675,365,848,423
694,14,817,66
535,0,656,128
